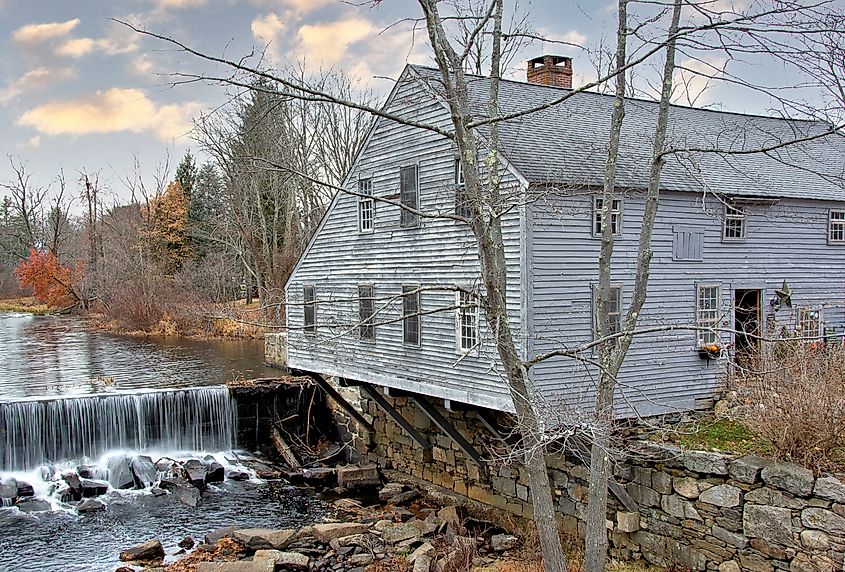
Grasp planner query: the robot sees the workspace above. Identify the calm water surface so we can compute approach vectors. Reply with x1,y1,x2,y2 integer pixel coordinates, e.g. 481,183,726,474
0,312,275,400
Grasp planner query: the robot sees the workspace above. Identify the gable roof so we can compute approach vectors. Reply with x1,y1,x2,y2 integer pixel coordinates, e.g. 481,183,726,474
408,65,845,202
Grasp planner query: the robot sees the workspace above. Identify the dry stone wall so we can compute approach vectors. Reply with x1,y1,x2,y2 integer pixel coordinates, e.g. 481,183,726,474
330,384,845,572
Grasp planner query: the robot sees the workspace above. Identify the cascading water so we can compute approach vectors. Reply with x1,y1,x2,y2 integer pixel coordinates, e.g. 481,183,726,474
0,386,237,472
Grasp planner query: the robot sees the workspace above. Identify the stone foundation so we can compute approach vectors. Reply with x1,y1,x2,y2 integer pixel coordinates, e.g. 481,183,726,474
264,333,287,368
331,382,845,572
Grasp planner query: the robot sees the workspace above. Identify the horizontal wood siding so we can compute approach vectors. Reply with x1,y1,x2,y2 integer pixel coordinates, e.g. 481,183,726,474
529,190,845,417
286,74,523,411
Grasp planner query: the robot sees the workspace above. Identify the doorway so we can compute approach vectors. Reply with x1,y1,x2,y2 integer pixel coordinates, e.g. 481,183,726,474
734,289,762,365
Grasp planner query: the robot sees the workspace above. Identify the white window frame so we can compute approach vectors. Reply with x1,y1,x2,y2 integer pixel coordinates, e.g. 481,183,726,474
828,209,845,244
358,284,375,342
454,158,471,219
722,204,747,241
303,284,316,336
357,178,374,233
593,197,622,237
696,284,721,347
455,289,480,354
592,284,622,344
796,307,822,341
402,285,421,347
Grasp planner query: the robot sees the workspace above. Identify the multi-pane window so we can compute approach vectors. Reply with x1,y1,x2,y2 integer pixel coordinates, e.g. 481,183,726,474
456,290,479,352
358,285,375,341
303,285,316,335
399,165,419,228
796,307,822,340
828,210,845,243
696,285,721,346
402,285,421,346
358,179,374,233
454,158,472,219
593,285,622,341
593,197,622,236
723,205,747,241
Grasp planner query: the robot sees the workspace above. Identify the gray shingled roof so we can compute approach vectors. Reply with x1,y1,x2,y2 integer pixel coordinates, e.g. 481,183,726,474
409,65,845,202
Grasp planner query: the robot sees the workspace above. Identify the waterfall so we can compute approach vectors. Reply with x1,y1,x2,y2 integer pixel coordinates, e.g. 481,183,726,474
0,386,237,472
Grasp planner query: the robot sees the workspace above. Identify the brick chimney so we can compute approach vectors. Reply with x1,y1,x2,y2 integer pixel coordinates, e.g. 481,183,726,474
527,55,572,89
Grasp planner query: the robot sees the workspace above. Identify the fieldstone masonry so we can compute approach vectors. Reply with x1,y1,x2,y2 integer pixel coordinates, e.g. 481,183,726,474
326,382,845,572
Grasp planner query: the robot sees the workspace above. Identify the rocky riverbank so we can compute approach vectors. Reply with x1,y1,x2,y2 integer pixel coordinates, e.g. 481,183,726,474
117,476,527,572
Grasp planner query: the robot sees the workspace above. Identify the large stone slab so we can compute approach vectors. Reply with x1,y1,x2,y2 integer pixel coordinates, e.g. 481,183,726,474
761,463,815,497
683,451,729,475
254,549,309,569
311,522,369,543
743,505,794,546
232,528,295,551
119,539,164,562
197,562,274,572
813,476,845,504
730,455,771,485
336,465,380,489
801,508,845,535
700,484,742,508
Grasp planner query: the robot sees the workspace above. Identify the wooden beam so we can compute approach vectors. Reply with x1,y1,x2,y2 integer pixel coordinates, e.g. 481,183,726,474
475,408,508,438
410,396,485,466
360,385,431,450
299,371,375,433
569,435,639,513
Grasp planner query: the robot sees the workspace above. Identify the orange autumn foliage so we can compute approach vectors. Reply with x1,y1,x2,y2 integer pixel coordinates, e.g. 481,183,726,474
14,249,78,308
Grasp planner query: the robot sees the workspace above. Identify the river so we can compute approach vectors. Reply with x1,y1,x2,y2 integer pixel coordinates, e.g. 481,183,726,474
0,312,325,572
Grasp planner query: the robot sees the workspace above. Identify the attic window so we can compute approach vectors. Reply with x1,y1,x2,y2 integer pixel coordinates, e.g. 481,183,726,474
723,205,747,241
828,210,845,243
593,197,622,236
358,179,374,233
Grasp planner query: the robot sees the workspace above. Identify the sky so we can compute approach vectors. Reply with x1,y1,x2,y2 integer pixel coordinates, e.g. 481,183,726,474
0,0,805,205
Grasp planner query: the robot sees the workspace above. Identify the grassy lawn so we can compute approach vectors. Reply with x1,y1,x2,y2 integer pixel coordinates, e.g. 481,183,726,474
675,417,774,457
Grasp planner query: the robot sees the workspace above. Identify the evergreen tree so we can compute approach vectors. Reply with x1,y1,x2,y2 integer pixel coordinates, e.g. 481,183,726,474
175,151,197,202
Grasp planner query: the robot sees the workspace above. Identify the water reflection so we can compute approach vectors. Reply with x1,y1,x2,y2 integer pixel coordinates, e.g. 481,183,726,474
0,312,274,400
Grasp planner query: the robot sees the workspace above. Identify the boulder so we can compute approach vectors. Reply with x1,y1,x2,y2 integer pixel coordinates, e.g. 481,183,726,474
673,477,701,499
388,490,420,506
15,481,34,498
172,485,201,507
130,456,158,488
204,460,225,484
178,536,195,549
409,542,434,563
381,522,421,544
225,469,250,481
205,527,236,544
77,499,106,513
813,476,845,504
718,561,741,572
119,539,165,562
61,473,83,501
197,562,274,572
730,455,771,484
683,451,729,475
743,505,794,546
184,460,208,489
801,508,845,535
336,465,380,489
761,463,815,497
379,483,405,502
254,550,309,569
490,533,518,552
108,456,136,490
232,528,295,551
699,484,742,508
800,530,830,550
80,478,109,498
312,522,369,543
16,498,51,512
0,480,18,500
413,554,433,572
77,465,100,479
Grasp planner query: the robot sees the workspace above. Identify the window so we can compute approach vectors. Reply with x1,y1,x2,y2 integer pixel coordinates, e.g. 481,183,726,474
454,158,472,219
456,290,479,352
402,285,421,346
723,205,747,241
399,165,419,228
303,285,316,335
797,307,822,340
696,285,721,346
358,179,374,233
358,285,375,341
593,285,622,341
593,197,622,236
828,210,845,243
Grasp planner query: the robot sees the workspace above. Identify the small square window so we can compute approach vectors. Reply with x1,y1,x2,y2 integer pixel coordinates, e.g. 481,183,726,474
828,210,845,243
723,205,747,241
402,285,421,346
358,284,375,341
400,166,419,228
456,290,479,353
796,307,822,341
303,285,316,335
593,197,622,236
358,179,374,233
593,285,622,342
696,285,720,346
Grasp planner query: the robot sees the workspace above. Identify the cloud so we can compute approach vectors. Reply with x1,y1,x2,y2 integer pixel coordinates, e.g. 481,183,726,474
675,56,727,106
296,16,373,65
154,0,207,8
22,136,41,149
56,36,138,58
132,54,155,76
252,13,287,61
12,19,80,44
18,88,203,141
0,67,76,105
251,0,333,15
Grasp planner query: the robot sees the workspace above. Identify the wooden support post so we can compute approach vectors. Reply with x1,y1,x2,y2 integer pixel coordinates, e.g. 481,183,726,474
360,385,431,450
570,435,639,513
475,408,508,438
299,371,375,433
411,396,485,466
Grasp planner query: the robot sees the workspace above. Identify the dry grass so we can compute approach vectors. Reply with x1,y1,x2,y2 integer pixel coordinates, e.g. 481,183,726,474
164,538,246,572
0,296,51,314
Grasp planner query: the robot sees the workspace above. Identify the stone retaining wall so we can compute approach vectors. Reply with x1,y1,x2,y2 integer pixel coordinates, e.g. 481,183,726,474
264,333,287,368
333,384,845,572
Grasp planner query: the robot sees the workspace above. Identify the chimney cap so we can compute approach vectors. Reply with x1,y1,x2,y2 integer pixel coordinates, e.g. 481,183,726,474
528,55,571,67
